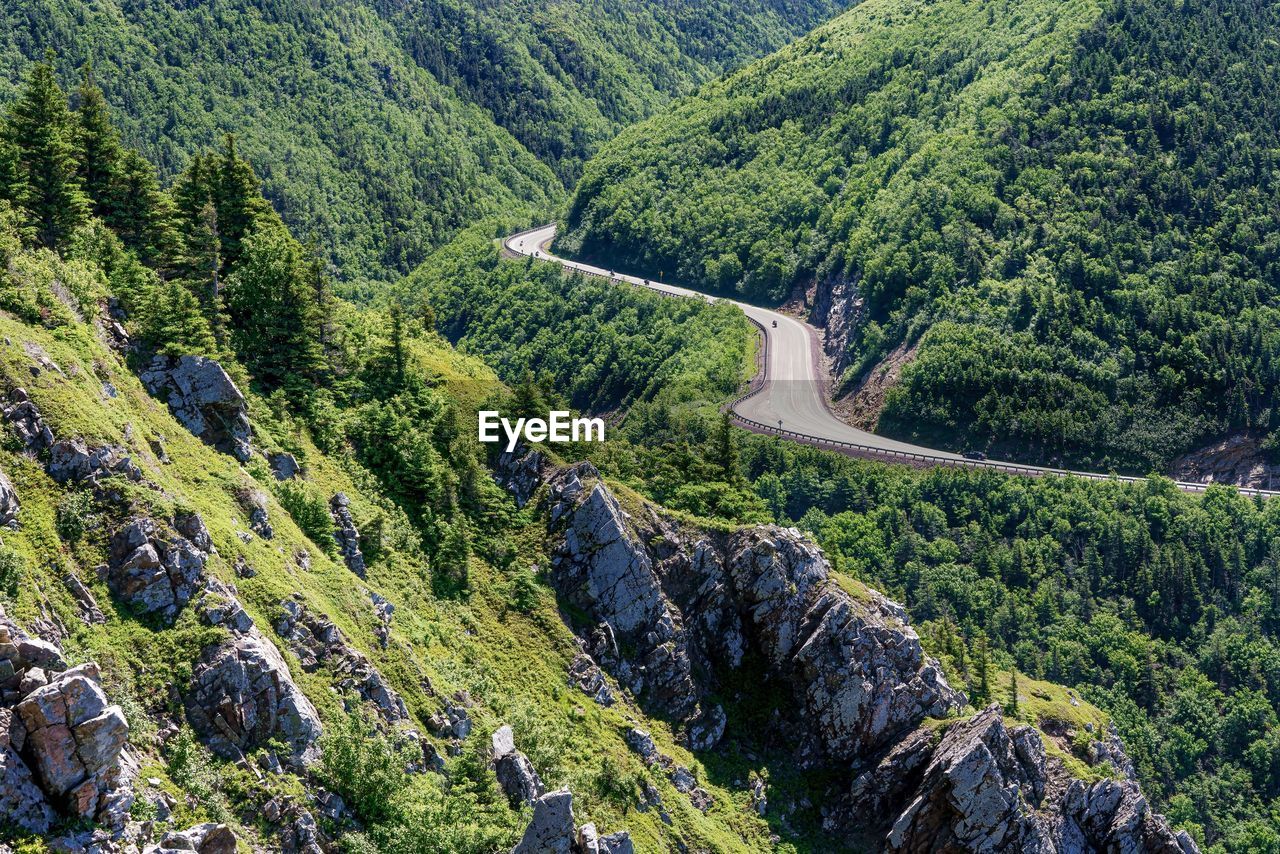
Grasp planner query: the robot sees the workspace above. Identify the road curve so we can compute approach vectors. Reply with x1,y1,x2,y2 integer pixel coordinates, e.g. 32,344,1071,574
504,224,1278,498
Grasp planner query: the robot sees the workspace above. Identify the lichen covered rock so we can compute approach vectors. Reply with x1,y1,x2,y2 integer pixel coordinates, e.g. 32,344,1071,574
185,583,322,768
329,493,366,577
107,515,211,622
141,354,252,462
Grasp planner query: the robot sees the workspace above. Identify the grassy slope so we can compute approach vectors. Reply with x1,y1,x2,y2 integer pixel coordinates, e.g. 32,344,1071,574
0,297,792,850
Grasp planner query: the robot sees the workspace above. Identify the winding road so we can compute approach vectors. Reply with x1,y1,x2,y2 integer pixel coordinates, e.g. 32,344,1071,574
504,224,1277,497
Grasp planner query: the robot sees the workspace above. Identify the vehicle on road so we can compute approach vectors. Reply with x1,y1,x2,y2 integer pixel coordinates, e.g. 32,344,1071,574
963,451,987,461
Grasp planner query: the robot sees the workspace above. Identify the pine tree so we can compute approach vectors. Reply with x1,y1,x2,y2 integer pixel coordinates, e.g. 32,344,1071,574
212,134,267,270
389,303,407,390
973,635,991,705
713,410,739,482
110,148,178,267
1006,669,1019,718
221,224,324,389
73,63,122,217
5,51,89,248
512,370,546,420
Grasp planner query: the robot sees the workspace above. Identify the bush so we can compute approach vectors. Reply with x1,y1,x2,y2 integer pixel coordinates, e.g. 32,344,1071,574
319,710,413,824
0,546,24,597
55,490,98,542
276,480,335,553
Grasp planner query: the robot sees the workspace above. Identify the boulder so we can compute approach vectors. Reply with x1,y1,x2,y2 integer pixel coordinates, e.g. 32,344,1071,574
107,516,210,622
13,664,129,825
269,451,301,481
2,389,53,454
0,469,18,528
567,652,614,706
329,493,366,577
46,438,141,485
140,355,252,462
274,596,408,724
185,591,322,769
147,822,239,854
495,447,549,508
491,725,545,807
512,790,632,854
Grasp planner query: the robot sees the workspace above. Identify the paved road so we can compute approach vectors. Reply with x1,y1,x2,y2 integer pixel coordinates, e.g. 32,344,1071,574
504,224,1277,496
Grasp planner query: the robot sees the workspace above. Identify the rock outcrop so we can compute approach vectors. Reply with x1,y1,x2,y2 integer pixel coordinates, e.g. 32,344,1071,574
140,355,253,462
495,447,549,508
147,822,239,854
491,725,545,807
2,388,53,453
47,438,142,485
106,514,212,622
329,493,366,577
0,468,18,529
0,609,131,834
545,462,959,758
184,582,322,768
842,705,1197,853
1173,432,1280,490
512,789,633,854
274,595,408,724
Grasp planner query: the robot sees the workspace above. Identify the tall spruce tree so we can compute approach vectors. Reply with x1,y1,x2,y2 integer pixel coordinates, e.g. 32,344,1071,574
5,52,89,248
73,64,122,217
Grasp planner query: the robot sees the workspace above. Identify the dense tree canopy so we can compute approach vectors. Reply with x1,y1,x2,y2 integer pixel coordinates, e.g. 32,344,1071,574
563,0,1280,472
0,0,851,287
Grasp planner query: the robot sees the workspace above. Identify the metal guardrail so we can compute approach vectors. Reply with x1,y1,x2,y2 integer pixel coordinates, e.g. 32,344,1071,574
507,226,1280,499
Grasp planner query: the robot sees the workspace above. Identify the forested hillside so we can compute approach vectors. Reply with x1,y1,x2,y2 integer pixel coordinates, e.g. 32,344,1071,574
562,0,1280,474
0,0,849,287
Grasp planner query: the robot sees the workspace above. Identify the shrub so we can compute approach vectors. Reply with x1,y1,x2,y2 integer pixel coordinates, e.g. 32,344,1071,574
276,480,335,553
55,490,98,542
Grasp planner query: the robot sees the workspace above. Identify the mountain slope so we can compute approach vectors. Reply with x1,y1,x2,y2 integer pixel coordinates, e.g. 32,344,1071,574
562,0,1280,473
0,0,850,286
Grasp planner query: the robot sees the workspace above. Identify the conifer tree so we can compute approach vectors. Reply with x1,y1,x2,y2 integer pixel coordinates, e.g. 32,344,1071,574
1006,669,1019,718
212,134,267,270
5,52,89,248
713,410,739,482
110,148,178,267
73,64,122,217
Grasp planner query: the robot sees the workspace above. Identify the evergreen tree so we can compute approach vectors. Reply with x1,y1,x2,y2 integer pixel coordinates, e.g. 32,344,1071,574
713,410,740,482
73,63,122,218
512,370,546,420
221,224,325,389
1006,669,1019,718
141,279,218,357
211,134,267,270
5,52,89,248
110,148,178,267
973,635,991,705
388,303,407,391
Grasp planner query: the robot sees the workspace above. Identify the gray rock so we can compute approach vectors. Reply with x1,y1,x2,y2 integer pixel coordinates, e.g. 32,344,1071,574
0,469,18,528
623,728,660,765
2,389,53,454
269,452,301,481
544,463,960,756
274,595,408,724
13,663,130,826
329,493,366,577
62,574,105,625
107,516,209,622
513,789,576,854
848,706,1198,853
185,597,322,769
495,447,549,508
491,724,544,807
46,438,141,485
140,355,252,462
148,822,238,854
568,652,614,706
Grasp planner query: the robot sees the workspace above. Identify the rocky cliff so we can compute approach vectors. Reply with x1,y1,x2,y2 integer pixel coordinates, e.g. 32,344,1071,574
521,457,1196,851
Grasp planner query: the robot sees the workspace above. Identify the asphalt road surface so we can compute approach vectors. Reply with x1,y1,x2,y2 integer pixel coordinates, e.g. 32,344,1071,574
504,224,1276,496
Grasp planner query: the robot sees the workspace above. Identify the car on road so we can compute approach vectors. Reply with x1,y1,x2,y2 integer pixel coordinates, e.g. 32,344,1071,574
962,451,987,461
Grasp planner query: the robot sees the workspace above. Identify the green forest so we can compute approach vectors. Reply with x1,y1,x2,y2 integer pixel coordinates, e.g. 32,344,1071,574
424,246,1280,850
563,0,1280,473
0,0,848,288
